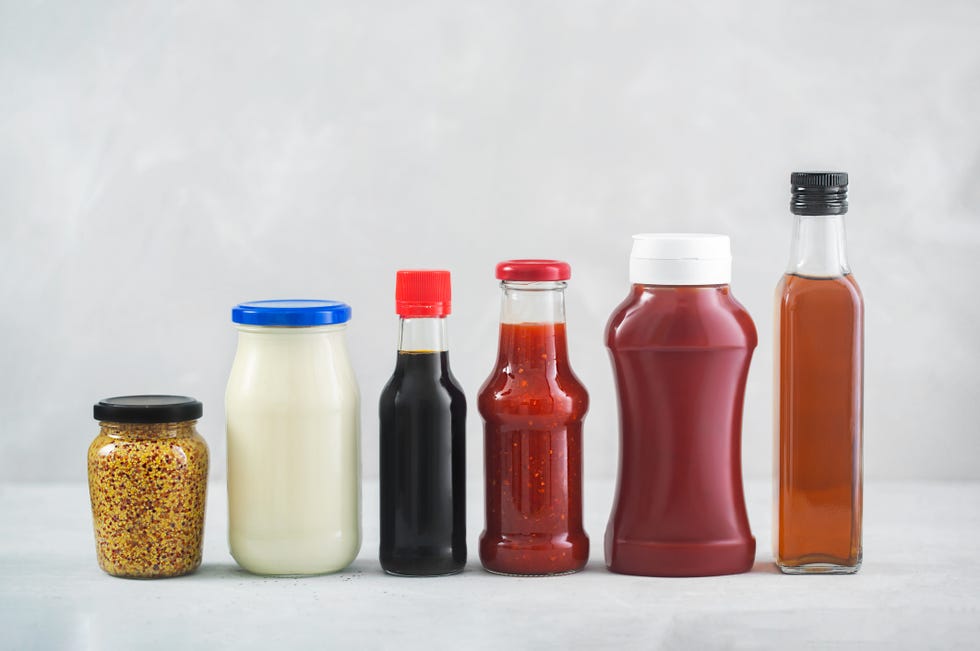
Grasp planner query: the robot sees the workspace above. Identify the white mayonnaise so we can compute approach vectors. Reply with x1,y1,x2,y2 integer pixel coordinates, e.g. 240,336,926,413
226,304,360,576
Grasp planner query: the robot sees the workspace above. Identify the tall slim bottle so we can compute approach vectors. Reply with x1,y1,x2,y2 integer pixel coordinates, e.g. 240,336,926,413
379,270,466,576
775,172,863,574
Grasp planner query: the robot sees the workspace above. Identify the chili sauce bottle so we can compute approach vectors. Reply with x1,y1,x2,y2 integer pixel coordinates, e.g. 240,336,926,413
478,259,590,576
605,234,756,577
775,172,863,574
379,270,466,576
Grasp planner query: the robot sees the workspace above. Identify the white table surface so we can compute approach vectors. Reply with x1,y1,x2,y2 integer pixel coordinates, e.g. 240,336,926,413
1,479,978,650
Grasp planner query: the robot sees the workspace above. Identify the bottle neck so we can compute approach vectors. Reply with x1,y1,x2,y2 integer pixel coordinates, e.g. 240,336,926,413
499,280,567,324
787,214,851,277
398,317,448,352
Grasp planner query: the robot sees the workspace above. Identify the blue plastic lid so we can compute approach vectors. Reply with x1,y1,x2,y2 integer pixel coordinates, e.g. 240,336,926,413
232,299,352,326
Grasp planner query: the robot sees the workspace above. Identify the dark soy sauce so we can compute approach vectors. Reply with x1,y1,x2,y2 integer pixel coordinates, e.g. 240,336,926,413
379,351,466,576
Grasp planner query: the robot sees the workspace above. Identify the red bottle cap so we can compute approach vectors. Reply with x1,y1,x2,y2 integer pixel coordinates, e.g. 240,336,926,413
395,270,452,317
495,259,571,282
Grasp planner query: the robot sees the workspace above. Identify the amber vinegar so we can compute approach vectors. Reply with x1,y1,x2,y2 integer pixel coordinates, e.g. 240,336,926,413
776,272,863,571
775,172,863,574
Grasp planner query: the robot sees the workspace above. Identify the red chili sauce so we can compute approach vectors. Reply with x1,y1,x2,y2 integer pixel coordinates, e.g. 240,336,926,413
478,322,589,575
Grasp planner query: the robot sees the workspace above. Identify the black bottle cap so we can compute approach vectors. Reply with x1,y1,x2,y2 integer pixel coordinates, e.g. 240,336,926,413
94,395,203,423
791,171,848,215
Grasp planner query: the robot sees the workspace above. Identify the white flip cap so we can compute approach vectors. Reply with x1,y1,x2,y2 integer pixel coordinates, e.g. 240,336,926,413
629,233,732,285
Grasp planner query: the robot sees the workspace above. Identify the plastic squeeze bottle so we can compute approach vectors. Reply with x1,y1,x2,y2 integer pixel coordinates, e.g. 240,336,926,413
605,234,756,577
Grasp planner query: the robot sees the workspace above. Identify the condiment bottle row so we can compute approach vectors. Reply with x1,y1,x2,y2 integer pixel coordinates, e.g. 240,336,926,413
87,171,863,579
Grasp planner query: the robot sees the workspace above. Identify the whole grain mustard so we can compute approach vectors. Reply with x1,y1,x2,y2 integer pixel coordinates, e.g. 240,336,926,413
88,396,209,579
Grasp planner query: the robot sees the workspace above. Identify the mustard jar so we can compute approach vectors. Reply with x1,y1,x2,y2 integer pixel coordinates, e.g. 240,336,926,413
88,395,209,578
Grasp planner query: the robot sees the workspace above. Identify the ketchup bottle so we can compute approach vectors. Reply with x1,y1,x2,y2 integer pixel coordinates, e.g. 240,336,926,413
478,259,590,576
605,234,756,577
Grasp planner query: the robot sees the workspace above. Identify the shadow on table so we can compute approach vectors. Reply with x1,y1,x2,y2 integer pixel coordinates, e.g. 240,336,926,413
192,559,782,579
190,560,380,581
751,560,779,574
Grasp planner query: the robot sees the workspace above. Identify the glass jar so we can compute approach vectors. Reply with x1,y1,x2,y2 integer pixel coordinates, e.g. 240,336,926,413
226,299,361,576
88,395,209,579
478,260,590,576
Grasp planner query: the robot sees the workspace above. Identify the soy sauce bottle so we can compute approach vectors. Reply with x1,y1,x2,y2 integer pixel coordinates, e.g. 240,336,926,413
379,270,466,576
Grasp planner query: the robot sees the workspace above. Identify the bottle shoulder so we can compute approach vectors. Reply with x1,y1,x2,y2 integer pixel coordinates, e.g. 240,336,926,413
777,273,864,311
607,285,757,349
843,272,863,301
380,354,466,408
440,368,467,402
477,365,588,420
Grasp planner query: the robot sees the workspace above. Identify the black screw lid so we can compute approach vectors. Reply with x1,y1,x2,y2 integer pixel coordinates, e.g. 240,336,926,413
791,171,848,215
94,395,203,423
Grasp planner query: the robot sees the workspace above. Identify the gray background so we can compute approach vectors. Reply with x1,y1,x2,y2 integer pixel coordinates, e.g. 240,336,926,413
1,0,978,483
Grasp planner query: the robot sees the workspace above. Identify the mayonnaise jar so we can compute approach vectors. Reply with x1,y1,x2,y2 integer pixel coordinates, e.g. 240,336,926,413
226,300,360,575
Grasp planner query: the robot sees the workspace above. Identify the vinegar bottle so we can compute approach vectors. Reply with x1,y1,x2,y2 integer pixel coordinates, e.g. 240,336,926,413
379,270,466,576
775,172,863,574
